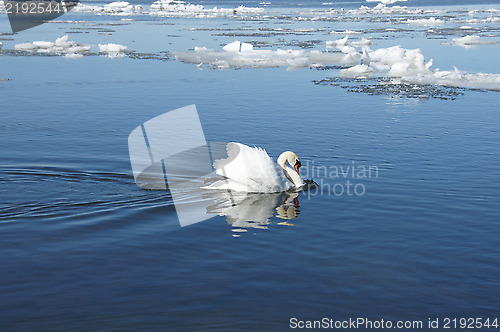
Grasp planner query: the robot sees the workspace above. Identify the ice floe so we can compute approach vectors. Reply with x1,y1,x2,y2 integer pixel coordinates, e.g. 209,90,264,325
345,3,419,15
223,41,253,52
450,35,500,49
368,46,433,77
340,64,374,77
14,35,92,56
99,43,128,58
149,0,263,18
330,30,363,35
174,41,500,91
366,0,407,4
73,1,143,15
11,35,131,59
326,36,372,48
172,41,344,70
402,68,500,91
405,17,445,26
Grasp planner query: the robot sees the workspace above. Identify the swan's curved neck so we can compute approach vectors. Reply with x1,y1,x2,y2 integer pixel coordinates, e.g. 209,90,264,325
277,153,304,188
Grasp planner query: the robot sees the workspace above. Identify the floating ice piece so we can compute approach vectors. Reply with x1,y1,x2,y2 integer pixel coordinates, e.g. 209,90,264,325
67,45,92,53
223,41,241,52
346,3,415,16
405,17,445,26
330,30,362,35
484,16,500,23
361,49,371,66
172,42,344,70
351,38,372,46
327,36,349,47
65,53,84,59
293,28,318,32
54,35,77,49
14,35,92,56
32,41,55,49
73,1,143,15
403,67,500,91
327,36,372,49
363,46,433,77
149,0,263,18
451,35,500,49
341,46,357,54
369,45,406,66
15,43,38,51
366,0,407,4
99,43,128,53
222,41,253,52
98,43,128,58
173,42,500,91
340,64,374,77
340,52,361,67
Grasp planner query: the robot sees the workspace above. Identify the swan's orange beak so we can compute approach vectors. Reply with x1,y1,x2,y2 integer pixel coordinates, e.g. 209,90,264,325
294,160,301,175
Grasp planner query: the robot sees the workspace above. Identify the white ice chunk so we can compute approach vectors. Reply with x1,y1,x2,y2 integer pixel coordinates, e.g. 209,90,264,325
451,35,500,49
330,30,362,35
403,67,500,91
327,36,372,49
223,41,242,52
366,0,407,4
240,42,254,52
340,64,374,77
15,43,38,51
341,45,357,54
405,17,445,26
98,43,128,52
222,41,253,52
148,0,263,18
65,53,83,59
14,35,92,55
327,36,349,47
173,42,343,69
33,41,55,48
340,52,361,67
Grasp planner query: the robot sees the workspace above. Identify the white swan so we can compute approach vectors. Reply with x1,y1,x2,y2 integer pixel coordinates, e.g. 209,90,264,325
202,142,305,193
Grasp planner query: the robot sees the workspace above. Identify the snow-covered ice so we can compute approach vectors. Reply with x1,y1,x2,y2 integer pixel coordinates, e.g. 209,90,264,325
450,35,500,49
172,41,344,70
149,0,263,18
173,41,500,91
340,64,374,77
366,0,407,4
98,43,128,57
405,17,445,26
73,1,143,15
14,35,92,56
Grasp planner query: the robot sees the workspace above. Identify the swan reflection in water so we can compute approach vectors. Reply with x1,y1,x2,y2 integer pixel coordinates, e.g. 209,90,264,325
203,190,301,235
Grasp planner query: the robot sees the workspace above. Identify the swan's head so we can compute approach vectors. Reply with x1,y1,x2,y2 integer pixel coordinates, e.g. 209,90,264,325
278,151,302,175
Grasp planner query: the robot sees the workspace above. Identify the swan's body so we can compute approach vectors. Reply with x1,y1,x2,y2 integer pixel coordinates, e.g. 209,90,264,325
202,142,305,193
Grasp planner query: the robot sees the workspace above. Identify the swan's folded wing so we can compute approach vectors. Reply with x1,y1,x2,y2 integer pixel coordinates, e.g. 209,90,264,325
213,142,290,192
